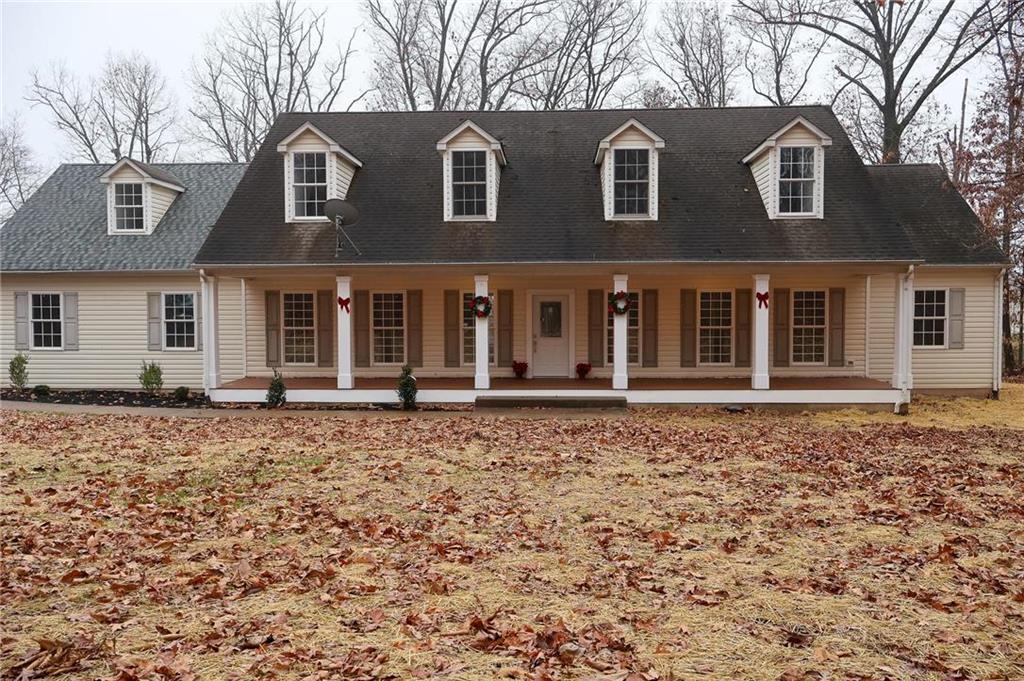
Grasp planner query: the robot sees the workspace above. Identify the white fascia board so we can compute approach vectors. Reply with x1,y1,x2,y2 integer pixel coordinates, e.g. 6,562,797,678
741,115,833,165
436,120,507,165
594,118,666,165
276,121,364,167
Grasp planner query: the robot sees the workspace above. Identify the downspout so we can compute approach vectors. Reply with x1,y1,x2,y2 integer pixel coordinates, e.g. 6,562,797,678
199,269,209,393
993,267,1006,399
864,275,871,378
240,278,248,378
894,265,915,414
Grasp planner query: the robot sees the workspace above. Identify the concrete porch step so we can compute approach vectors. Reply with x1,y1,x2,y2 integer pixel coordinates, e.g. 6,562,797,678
475,395,628,409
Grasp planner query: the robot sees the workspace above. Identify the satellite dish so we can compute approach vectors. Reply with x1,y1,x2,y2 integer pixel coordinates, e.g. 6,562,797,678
324,198,360,226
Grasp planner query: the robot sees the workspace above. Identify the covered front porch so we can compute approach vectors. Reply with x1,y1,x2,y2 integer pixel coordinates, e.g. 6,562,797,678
199,263,915,411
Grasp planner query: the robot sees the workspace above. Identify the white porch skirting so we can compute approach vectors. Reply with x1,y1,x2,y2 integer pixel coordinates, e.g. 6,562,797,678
209,387,903,408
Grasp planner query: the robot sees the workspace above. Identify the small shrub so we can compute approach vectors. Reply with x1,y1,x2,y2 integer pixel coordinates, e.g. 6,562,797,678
266,370,286,408
397,364,417,410
8,352,28,391
173,386,190,402
512,361,528,378
33,384,51,397
138,361,164,393
575,362,592,380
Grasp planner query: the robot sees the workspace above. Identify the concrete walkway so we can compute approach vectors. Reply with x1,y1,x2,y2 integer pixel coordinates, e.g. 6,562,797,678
1,399,619,420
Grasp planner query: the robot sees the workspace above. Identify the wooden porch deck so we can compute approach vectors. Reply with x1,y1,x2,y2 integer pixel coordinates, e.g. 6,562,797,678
221,376,891,391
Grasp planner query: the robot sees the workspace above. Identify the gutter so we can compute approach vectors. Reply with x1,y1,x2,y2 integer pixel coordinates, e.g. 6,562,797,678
994,268,1006,397
190,258,928,269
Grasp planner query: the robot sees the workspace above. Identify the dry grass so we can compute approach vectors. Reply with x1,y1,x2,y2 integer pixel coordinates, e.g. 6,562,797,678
2,389,1023,680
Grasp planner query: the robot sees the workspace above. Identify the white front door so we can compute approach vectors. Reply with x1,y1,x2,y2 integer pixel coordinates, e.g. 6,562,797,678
532,295,570,377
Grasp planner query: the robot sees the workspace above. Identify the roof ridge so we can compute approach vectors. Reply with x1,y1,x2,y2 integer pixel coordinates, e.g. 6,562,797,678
280,104,834,116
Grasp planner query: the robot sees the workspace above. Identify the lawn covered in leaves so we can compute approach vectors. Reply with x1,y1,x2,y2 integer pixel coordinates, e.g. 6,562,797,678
2,390,1023,680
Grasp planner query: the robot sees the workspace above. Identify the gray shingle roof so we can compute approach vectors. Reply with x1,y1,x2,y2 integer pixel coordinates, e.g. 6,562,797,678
2,163,246,272
128,159,185,188
866,164,1005,265
196,106,929,266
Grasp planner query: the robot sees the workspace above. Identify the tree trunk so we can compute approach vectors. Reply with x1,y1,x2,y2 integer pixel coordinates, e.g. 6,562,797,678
881,108,902,164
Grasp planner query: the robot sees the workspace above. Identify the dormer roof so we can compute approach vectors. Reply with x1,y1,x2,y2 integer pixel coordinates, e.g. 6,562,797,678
436,120,507,166
741,115,833,164
99,157,185,192
594,118,665,165
276,121,364,168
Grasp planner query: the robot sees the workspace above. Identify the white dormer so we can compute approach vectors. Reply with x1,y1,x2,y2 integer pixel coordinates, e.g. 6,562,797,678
99,158,184,235
742,116,832,220
436,120,506,222
595,118,664,222
277,121,363,223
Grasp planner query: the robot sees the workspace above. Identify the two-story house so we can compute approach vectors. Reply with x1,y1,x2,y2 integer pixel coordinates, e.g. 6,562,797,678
1,107,1007,411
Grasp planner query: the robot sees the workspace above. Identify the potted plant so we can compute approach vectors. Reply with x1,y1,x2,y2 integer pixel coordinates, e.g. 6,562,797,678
512,361,528,379
575,362,592,380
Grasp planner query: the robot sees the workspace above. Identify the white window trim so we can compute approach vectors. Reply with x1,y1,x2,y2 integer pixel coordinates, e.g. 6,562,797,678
370,290,407,367
791,289,829,366
461,290,497,367
161,291,198,351
697,289,735,367
29,291,64,351
107,182,152,235
287,150,332,223
443,148,496,222
912,287,950,350
772,144,824,220
605,290,642,367
281,290,318,366
608,145,658,221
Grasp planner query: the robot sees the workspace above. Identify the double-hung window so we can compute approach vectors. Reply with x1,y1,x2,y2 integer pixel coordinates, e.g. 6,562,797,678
114,183,145,231
293,152,327,218
31,293,63,349
613,149,650,216
792,290,827,363
372,292,406,365
913,289,947,347
462,292,495,365
163,293,196,349
699,291,732,364
451,151,487,217
607,292,640,365
282,292,316,364
778,147,815,215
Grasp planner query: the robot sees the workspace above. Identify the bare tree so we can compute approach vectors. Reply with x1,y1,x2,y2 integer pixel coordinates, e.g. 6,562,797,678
648,0,741,108
733,0,829,106
27,53,175,163
365,0,558,111
0,116,42,223
515,0,646,110
736,0,1021,163
189,0,368,162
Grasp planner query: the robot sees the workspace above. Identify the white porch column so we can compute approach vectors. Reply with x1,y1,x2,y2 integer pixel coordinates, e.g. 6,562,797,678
474,275,490,390
893,269,914,402
613,273,628,390
752,274,770,390
202,274,220,392
336,276,353,389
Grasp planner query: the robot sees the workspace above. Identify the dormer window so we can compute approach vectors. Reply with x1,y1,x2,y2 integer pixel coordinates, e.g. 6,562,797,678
778,147,815,214
741,116,831,220
595,118,663,221
277,122,363,223
292,152,328,218
613,149,650,217
113,183,145,231
452,150,488,217
437,120,505,222
100,158,185,235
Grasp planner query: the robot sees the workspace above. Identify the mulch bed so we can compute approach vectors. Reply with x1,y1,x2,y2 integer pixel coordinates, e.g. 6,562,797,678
1,388,211,409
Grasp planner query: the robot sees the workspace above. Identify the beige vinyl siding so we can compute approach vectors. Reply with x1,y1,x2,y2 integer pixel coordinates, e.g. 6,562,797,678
911,268,997,389
867,273,897,382
149,184,178,228
217,278,246,382
238,268,882,381
2,274,192,388
108,165,143,182
776,124,821,145
334,157,357,199
751,152,771,213
446,127,491,149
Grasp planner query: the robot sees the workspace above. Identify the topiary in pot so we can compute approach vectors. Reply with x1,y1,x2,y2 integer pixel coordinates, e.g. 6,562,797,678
266,370,286,408
397,364,417,410
575,362,592,380
512,361,528,379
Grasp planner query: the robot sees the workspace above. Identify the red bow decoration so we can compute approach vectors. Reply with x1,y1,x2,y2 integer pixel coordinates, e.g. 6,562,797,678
756,291,770,309
337,296,351,313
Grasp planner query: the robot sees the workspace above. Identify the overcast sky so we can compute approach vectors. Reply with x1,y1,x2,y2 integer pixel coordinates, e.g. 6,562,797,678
1,0,994,168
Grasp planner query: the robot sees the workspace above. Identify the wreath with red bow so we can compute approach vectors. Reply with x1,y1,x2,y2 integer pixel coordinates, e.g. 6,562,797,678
468,295,492,318
608,290,631,315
